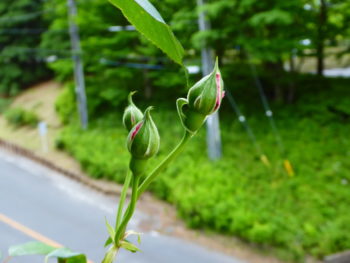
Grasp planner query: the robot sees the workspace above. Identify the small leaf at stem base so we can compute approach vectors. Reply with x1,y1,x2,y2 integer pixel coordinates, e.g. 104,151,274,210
119,240,141,253
105,217,116,243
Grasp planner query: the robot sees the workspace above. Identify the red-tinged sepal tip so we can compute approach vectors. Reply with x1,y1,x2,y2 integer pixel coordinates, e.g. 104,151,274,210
123,91,143,131
131,122,143,140
127,107,160,175
127,107,160,174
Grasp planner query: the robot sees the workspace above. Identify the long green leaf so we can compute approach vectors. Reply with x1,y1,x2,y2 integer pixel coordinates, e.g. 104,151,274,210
108,0,184,65
8,241,56,257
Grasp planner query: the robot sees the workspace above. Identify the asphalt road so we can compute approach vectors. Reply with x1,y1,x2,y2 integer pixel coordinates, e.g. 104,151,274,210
0,150,244,263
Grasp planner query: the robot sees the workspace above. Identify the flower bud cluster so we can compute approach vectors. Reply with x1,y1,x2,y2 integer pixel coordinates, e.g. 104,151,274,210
121,59,224,175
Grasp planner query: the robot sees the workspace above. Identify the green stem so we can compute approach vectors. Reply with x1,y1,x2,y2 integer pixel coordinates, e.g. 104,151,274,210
114,174,140,243
115,170,132,229
101,245,118,263
113,130,192,247
137,130,192,198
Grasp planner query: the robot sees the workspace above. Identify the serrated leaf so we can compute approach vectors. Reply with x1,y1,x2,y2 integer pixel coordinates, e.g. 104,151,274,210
108,0,184,65
9,241,56,257
119,240,141,253
105,217,115,243
45,248,87,263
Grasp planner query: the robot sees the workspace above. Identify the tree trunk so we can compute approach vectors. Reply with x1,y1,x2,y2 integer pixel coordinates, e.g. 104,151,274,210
316,0,327,76
287,53,296,103
263,60,284,103
143,69,152,99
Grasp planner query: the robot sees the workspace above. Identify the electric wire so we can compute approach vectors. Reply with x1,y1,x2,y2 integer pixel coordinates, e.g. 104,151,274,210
0,9,55,23
247,54,295,175
0,46,71,54
0,28,67,35
248,59,285,155
225,90,261,154
225,90,270,166
99,58,163,70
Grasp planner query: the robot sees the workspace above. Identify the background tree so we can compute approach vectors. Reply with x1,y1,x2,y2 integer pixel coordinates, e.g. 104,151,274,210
0,0,50,96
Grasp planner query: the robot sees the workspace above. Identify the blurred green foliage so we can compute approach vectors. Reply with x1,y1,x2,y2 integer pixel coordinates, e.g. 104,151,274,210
4,107,39,127
0,98,12,113
2,0,350,261
0,0,51,96
55,77,350,261
55,83,78,124
38,0,350,118
41,0,188,117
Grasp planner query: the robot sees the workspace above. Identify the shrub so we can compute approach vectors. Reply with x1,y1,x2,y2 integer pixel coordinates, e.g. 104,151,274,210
0,98,12,113
55,83,77,124
4,107,40,127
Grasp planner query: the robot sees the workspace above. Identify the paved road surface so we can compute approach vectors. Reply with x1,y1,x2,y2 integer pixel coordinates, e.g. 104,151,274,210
0,150,244,263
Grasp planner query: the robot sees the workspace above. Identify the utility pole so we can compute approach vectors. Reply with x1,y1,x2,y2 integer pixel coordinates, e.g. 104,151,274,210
197,0,222,160
67,0,88,129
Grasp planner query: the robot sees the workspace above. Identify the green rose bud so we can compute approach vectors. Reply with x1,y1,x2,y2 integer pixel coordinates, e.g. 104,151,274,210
177,58,225,133
187,58,224,116
122,91,143,131
127,107,160,175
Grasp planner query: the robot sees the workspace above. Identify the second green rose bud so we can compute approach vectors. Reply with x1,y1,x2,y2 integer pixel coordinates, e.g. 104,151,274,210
123,99,160,175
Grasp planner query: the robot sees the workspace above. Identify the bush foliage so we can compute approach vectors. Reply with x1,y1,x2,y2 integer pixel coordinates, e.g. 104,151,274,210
55,77,350,261
4,107,39,127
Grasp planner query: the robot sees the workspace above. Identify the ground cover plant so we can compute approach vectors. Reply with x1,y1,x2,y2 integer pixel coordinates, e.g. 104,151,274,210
55,77,350,262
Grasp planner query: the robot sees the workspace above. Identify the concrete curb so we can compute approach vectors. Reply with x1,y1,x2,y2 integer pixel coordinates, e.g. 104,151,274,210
0,138,124,196
324,251,350,263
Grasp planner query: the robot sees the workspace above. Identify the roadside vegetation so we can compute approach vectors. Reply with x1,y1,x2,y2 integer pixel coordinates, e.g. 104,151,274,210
4,107,39,127
55,76,350,261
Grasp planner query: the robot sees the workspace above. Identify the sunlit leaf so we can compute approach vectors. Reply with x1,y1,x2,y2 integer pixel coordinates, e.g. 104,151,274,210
9,241,56,257
108,0,184,65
